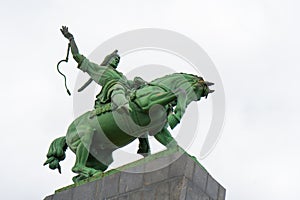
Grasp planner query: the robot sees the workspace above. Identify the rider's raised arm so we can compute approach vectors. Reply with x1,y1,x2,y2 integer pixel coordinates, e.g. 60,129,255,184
77,57,109,86
60,26,85,64
69,37,80,58
60,26,109,86
69,37,88,67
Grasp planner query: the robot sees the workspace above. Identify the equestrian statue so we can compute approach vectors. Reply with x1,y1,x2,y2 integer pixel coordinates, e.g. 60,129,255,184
44,26,214,183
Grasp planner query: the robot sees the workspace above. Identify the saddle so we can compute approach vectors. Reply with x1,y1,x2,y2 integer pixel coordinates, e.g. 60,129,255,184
89,102,113,118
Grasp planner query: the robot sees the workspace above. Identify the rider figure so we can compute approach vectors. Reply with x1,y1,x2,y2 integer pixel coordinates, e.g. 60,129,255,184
60,26,131,113
60,26,150,155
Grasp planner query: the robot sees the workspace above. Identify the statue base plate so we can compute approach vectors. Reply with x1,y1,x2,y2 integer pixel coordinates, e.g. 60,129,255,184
44,147,225,200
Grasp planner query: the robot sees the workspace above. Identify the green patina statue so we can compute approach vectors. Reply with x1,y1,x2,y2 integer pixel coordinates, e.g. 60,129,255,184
44,26,214,183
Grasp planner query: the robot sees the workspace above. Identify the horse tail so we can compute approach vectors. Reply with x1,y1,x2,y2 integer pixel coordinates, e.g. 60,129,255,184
43,136,68,174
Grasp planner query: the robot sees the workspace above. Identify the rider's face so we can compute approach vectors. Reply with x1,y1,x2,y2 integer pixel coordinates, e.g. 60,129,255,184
109,57,120,68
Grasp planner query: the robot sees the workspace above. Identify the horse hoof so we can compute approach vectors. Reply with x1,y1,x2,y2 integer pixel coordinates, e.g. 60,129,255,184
137,149,151,157
92,171,103,178
72,174,88,183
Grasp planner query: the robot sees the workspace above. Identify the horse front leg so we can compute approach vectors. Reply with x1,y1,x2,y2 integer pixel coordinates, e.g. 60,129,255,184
154,128,178,149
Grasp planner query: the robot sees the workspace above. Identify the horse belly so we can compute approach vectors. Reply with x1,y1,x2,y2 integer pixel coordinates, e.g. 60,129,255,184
66,111,121,152
95,112,137,147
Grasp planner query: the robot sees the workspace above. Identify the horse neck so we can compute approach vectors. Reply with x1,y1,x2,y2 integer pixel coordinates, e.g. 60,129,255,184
151,73,197,105
151,73,193,92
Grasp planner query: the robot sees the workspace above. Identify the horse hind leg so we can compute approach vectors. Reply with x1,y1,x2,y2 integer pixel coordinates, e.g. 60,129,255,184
86,153,109,172
137,134,151,157
71,127,99,182
72,153,109,183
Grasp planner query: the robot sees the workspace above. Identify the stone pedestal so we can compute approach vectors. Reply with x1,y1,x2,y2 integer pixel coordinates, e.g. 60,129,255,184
44,147,225,200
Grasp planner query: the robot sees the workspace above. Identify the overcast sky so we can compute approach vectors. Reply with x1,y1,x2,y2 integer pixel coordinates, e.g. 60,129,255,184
0,0,299,199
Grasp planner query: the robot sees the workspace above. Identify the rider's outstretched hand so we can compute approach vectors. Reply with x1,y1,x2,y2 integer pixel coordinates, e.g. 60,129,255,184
60,26,73,40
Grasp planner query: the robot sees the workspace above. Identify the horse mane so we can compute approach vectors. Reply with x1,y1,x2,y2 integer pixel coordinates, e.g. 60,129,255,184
150,72,202,84
149,72,206,103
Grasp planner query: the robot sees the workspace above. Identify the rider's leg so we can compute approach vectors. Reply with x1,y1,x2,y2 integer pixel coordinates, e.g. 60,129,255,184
111,83,131,113
154,128,178,148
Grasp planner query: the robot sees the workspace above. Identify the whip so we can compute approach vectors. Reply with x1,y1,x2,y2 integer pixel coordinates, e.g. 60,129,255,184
56,43,71,96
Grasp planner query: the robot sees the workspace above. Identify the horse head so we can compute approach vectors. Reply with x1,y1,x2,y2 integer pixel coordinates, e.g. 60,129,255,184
181,74,214,102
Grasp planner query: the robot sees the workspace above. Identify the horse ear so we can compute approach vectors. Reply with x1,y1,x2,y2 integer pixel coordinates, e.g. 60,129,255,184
205,89,215,99
205,81,214,86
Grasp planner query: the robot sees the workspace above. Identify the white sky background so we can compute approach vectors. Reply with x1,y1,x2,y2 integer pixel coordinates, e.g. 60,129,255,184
0,0,299,199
